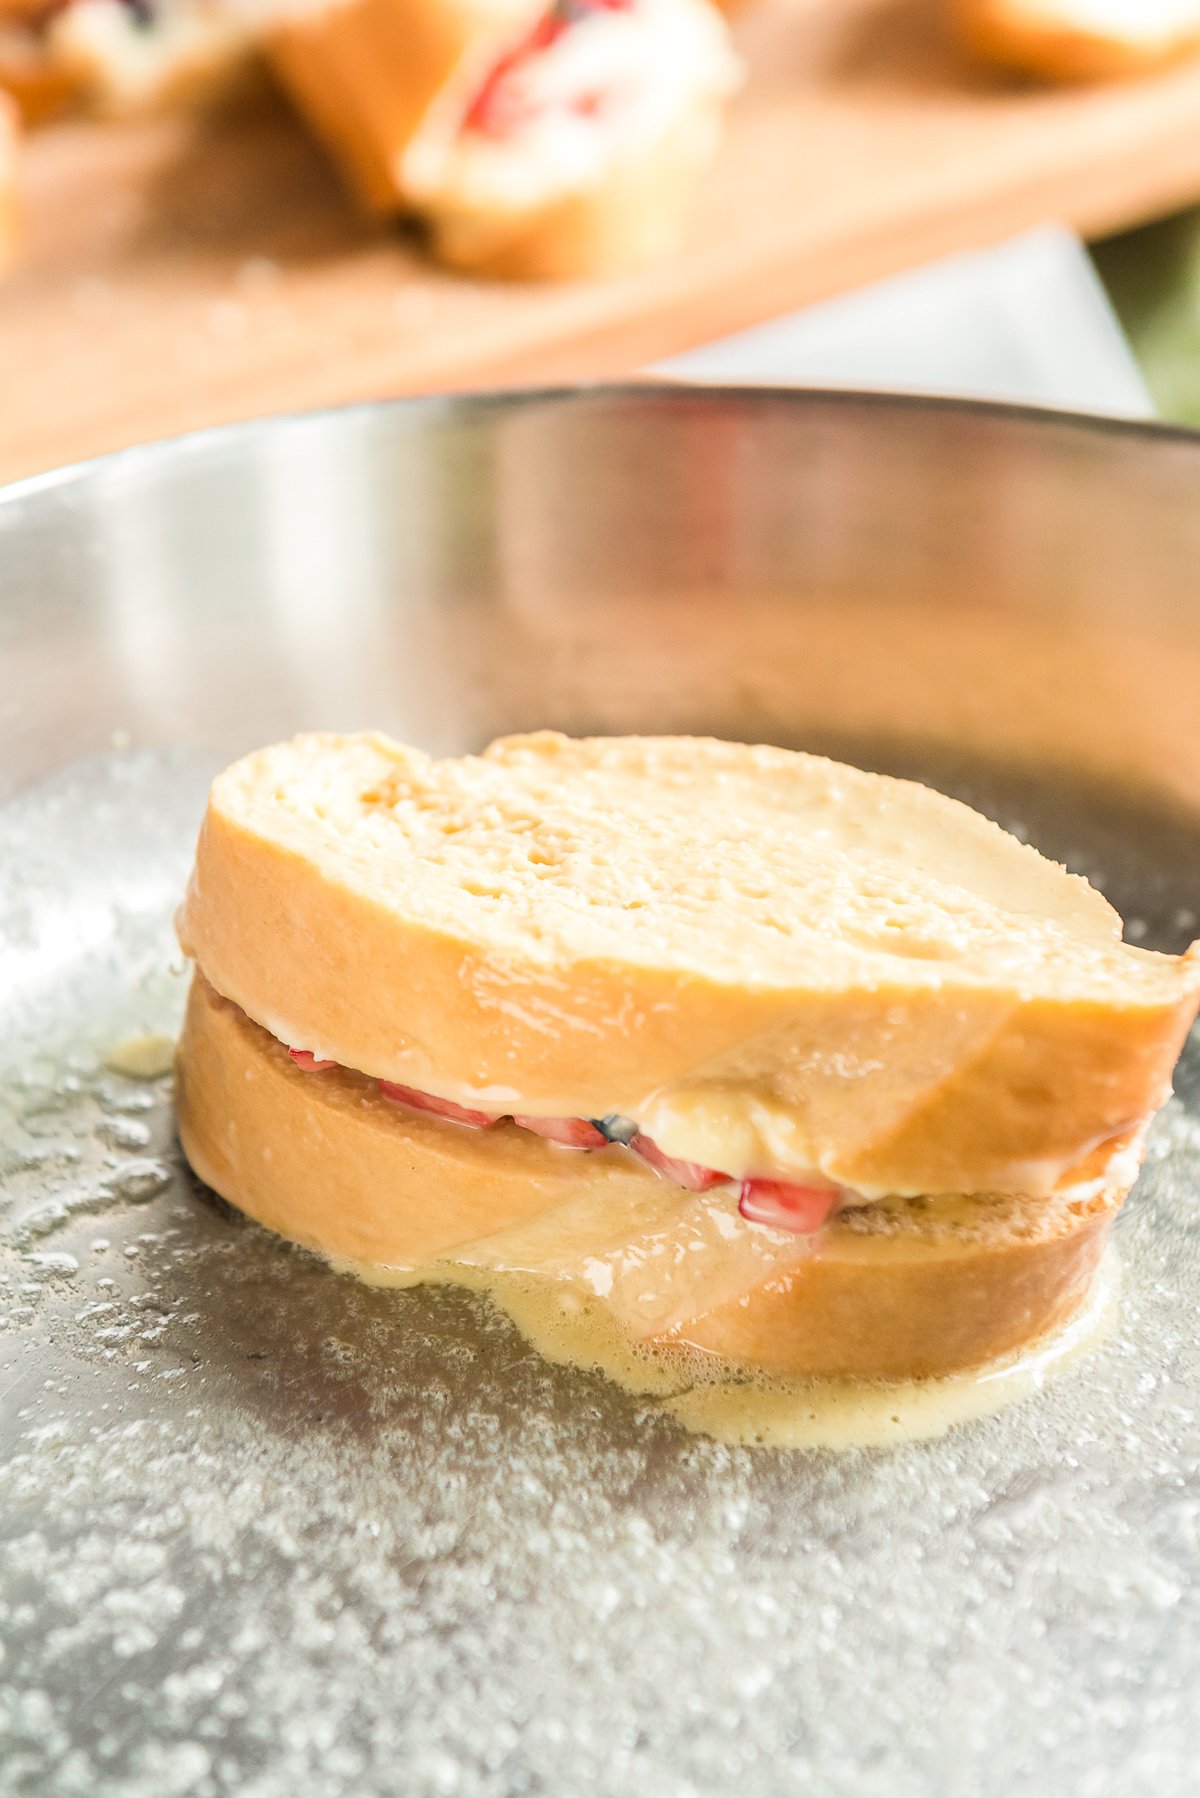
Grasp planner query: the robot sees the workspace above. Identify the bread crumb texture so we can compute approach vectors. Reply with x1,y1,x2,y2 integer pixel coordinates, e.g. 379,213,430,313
208,730,1191,999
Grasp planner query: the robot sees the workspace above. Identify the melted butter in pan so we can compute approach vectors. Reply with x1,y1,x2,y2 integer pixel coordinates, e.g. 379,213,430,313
331,1244,1119,1451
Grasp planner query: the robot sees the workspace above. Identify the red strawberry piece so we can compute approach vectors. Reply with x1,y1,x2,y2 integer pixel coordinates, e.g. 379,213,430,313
462,0,632,135
629,1133,728,1192
737,1179,838,1236
463,10,567,132
513,1115,607,1148
288,1048,336,1072
378,1081,496,1129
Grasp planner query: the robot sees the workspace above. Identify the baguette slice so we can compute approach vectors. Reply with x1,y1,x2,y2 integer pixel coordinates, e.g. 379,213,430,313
177,972,1126,1380
179,731,1200,1201
266,0,542,213
401,0,738,279
422,103,721,280
952,0,1200,80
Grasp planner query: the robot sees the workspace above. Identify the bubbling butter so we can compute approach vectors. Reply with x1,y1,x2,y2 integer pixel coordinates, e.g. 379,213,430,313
331,1242,1119,1450
105,1033,177,1079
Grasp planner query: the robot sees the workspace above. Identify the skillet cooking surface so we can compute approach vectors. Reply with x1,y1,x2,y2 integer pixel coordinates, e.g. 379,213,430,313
2,390,1199,1797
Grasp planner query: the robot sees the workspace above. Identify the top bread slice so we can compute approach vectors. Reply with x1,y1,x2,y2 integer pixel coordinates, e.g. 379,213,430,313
178,731,1200,1199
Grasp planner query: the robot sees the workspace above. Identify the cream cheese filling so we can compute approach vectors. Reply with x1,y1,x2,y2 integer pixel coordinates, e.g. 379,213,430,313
275,1012,1147,1215
633,1083,1156,1202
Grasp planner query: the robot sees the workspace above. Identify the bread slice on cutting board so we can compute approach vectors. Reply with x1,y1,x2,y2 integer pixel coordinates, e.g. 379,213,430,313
47,0,258,115
399,0,739,279
266,0,739,277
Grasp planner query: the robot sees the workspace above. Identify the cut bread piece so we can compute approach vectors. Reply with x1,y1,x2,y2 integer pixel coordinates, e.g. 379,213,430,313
0,12,83,124
423,103,721,280
951,0,1200,80
176,971,1128,1380
266,0,544,214
267,0,738,275
179,730,1200,1201
402,0,739,278
48,0,257,116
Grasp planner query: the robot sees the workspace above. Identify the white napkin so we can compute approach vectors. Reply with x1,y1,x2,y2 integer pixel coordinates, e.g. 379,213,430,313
655,225,1152,418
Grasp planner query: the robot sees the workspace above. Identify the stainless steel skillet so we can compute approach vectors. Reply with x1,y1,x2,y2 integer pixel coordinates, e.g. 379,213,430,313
1,387,1199,1798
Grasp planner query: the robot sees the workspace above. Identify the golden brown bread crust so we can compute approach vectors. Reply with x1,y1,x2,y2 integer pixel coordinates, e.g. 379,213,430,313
0,39,80,125
667,1187,1116,1378
952,0,1200,80
176,971,665,1266
0,1,83,126
266,0,539,213
178,732,1200,1200
176,971,1127,1380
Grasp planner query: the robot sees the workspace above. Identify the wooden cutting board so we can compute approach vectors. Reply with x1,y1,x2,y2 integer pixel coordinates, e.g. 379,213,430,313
4,0,1200,483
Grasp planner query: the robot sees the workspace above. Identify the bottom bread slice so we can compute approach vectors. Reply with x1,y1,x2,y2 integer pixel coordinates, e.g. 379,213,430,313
176,971,1126,1381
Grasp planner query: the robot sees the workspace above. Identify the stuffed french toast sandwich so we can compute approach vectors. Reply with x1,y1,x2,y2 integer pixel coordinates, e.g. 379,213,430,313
175,732,1200,1392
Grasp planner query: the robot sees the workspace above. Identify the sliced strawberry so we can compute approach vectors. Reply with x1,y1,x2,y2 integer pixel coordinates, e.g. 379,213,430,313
378,1081,496,1129
288,1048,336,1072
463,0,634,135
629,1133,728,1193
513,1115,607,1148
463,10,565,132
737,1178,838,1236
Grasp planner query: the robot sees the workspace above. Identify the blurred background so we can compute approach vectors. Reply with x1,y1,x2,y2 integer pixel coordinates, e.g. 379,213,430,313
3,0,1200,482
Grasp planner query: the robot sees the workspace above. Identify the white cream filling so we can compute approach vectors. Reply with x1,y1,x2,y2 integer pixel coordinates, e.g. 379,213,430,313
1051,1132,1147,1207
277,997,1147,1210
401,0,740,217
